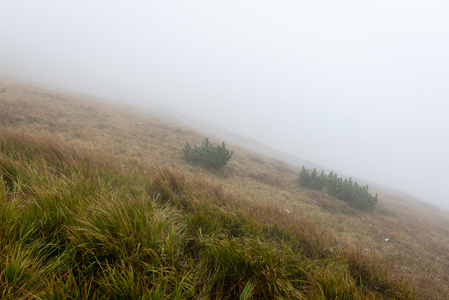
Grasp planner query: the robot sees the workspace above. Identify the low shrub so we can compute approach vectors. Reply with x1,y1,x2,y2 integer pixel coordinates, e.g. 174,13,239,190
183,138,233,168
298,167,378,210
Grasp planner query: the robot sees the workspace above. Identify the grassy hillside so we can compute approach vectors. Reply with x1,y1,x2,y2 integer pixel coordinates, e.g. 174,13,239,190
1,78,448,299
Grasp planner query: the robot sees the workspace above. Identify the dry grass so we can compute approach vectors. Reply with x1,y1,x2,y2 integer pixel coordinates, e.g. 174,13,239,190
1,78,449,298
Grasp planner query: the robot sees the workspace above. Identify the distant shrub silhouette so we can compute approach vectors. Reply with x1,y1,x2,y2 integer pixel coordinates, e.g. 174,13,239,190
183,138,233,168
298,167,378,210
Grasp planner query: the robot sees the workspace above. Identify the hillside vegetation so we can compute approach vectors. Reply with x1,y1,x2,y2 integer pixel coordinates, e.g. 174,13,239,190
1,78,449,299
298,167,378,210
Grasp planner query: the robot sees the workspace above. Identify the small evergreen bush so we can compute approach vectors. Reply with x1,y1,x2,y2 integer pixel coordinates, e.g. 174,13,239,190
183,138,233,168
298,167,378,210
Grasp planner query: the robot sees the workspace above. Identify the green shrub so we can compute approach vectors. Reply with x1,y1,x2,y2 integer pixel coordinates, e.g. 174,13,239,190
183,138,233,168
298,167,378,210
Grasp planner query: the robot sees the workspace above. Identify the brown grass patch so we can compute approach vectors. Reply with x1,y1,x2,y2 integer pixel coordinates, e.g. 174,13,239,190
2,78,449,298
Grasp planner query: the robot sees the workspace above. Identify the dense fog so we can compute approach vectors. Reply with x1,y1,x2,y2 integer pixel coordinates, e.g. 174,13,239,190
1,1,449,209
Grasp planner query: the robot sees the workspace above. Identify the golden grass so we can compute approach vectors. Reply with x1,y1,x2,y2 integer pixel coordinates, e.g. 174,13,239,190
1,78,449,298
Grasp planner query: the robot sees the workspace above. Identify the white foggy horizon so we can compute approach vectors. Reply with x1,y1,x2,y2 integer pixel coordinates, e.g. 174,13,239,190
1,1,449,210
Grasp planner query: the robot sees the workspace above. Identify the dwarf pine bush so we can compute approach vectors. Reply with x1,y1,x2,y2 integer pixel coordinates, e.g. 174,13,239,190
298,167,378,210
183,138,233,168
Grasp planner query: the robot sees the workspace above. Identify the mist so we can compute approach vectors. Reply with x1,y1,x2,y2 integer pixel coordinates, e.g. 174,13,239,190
1,1,449,209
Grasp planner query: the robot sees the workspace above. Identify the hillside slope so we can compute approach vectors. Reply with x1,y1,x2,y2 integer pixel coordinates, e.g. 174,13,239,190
1,78,448,298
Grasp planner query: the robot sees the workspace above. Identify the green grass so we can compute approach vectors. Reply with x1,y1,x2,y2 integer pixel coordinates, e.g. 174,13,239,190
0,128,415,299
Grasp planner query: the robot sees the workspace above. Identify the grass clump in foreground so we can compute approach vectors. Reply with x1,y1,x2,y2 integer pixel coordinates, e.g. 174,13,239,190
0,128,414,299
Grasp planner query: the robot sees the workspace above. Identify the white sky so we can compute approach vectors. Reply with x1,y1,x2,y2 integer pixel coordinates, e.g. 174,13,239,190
1,1,449,209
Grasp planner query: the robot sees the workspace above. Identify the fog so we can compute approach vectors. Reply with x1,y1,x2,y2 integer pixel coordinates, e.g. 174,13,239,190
1,1,449,209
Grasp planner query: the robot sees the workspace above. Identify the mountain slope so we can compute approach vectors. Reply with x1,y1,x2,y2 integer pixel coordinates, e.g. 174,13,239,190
1,78,448,298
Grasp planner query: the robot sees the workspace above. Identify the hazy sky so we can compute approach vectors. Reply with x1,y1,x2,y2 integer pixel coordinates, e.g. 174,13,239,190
1,1,449,209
